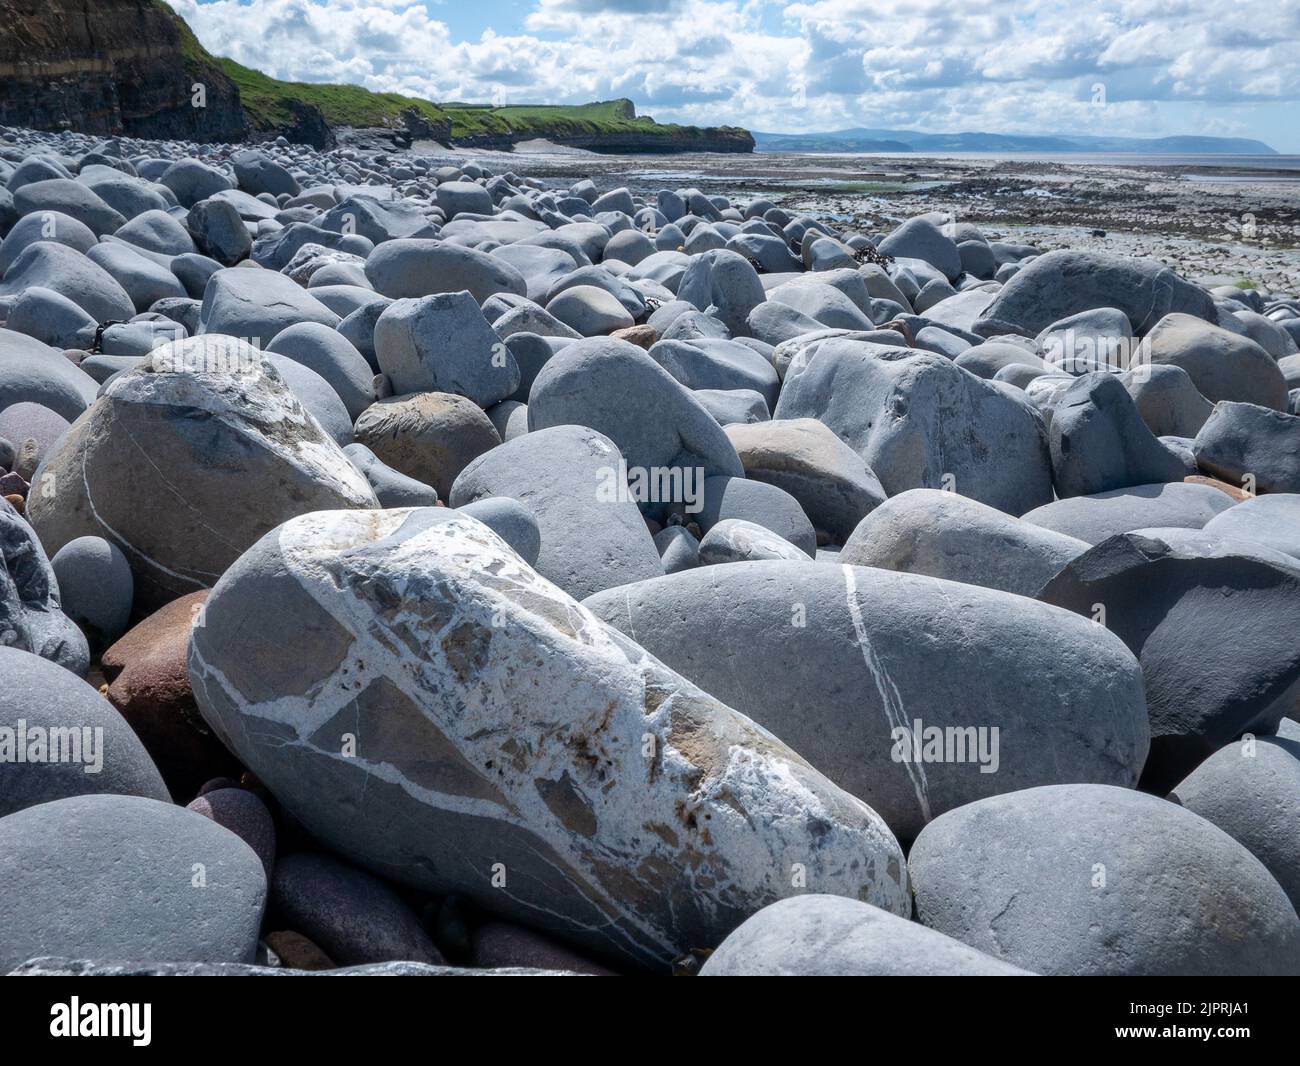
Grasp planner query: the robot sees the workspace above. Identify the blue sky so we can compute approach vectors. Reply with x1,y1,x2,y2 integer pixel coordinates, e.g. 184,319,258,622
169,1,1300,151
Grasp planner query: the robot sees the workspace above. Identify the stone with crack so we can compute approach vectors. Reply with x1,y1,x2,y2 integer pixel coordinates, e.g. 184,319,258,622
584,561,1148,843
188,508,910,970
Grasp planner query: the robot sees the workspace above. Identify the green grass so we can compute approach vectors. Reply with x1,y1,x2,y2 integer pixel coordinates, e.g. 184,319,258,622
217,58,450,131
1234,278,1258,289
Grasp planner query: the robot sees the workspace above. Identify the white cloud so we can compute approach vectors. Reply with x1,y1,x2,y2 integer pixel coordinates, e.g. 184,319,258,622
166,0,1300,147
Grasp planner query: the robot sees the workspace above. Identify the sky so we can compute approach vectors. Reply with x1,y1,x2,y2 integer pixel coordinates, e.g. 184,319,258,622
168,0,1300,151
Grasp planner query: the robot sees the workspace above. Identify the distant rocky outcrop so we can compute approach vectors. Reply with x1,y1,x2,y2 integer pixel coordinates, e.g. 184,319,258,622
0,0,247,141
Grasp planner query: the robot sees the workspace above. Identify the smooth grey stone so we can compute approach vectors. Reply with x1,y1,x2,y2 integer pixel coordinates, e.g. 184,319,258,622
697,518,809,563
648,338,778,409
170,251,224,299
1036,306,1134,372
365,239,528,302
585,562,1148,843
659,308,731,342
978,251,1216,336
745,299,828,346
3,286,96,350
187,787,277,876
956,240,997,280
251,222,371,271
1118,363,1213,438
877,217,961,281
1050,372,1188,497
726,232,801,274
490,244,577,302
545,266,646,320
1145,313,1288,410
546,284,634,336
27,337,376,613
767,278,874,331
909,784,1300,976
685,474,814,556
1022,481,1234,544
435,180,493,219
231,150,300,199
50,535,132,649
774,342,1052,516
490,300,582,341
158,158,235,207
1236,308,1298,357
343,442,439,508
955,342,1047,380
12,178,125,236
187,198,252,266
267,321,374,420
676,249,765,336
0,210,97,273
913,324,970,358
317,196,437,245
700,895,1032,976
485,398,529,441
1170,735,1300,910
265,354,353,445
724,417,884,542
199,267,339,345
505,332,570,402
0,646,166,817
1202,493,1300,560
0,329,97,421
528,337,743,501
457,496,542,566
86,241,186,312
305,284,386,320
373,292,518,408
693,387,769,427
994,362,1053,388
1193,401,1300,494
0,241,135,323
841,488,1089,597
0,794,266,973
653,525,699,572
450,424,663,599
337,298,393,370
1039,527,1300,791
271,852,442,965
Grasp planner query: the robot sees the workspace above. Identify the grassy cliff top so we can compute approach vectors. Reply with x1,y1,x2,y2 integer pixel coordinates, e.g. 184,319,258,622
215,56,747,142
217,58,450,131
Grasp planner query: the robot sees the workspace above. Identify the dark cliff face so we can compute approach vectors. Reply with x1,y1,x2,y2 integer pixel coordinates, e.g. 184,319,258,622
0,0,247,141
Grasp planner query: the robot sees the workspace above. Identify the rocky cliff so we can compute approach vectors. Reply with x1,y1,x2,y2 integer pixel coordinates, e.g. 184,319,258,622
0,0,246,141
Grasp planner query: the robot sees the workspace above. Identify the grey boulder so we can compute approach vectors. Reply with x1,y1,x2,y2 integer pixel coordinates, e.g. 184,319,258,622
909,784,1300,975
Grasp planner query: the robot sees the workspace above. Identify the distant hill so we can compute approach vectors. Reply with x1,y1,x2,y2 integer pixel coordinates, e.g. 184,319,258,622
754,128,1278,155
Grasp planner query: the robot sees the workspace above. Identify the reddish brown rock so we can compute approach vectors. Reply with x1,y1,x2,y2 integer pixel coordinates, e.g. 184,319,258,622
264,931,336,971
101,589,242,800
610,324,657,350
471,921,620,976
1184,474,1253,503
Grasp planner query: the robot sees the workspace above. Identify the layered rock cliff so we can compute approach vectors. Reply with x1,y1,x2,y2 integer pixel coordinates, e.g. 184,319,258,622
0,0,247,141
